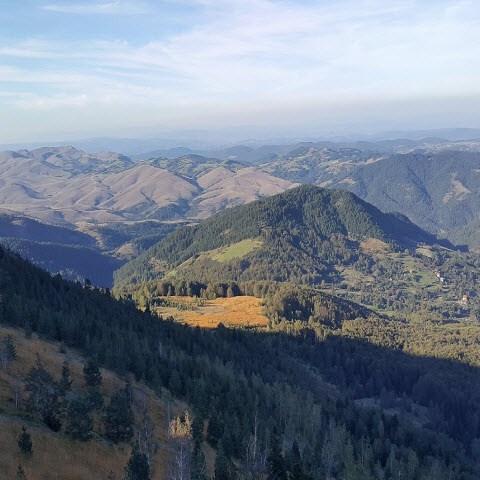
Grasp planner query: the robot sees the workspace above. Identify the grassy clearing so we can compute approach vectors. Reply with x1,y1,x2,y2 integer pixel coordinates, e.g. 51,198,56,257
416,246,434,258
0,326,180,480
210,239,263,263
360,238,391,255
155,296,269,329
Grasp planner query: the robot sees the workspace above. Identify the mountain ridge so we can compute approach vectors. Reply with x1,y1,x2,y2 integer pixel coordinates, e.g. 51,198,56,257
114,184,446,290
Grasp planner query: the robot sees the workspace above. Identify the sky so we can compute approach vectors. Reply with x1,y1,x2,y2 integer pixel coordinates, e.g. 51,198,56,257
0,0,479,144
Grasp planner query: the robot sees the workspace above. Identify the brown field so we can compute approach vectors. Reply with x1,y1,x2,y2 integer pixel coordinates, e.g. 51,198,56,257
0,326,187,480
360,238,391,255
155,296,269,329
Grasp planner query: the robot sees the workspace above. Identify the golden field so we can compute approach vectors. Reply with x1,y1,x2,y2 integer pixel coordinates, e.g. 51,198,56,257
154,296,269,329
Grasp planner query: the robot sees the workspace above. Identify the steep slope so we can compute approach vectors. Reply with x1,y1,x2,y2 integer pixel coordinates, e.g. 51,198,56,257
0,237,123,287
0,326,174,480
2,245,480,479
0,214,95,247
0,213,123,286
115,185,443,289
330,149,480,247
255,143,480,248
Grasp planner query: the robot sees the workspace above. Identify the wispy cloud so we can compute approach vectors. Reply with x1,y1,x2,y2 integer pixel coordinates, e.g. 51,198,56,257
42,1,149,15
0,0,479,141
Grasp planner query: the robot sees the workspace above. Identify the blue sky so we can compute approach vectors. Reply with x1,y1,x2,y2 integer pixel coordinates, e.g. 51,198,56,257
0,0,479,143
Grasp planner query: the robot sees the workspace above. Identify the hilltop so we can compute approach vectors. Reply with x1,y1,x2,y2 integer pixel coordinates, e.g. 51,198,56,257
114,184,443,290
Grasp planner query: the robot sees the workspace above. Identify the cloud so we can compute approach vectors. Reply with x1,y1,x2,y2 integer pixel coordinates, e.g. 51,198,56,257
42,1,149,15
1,0,479,140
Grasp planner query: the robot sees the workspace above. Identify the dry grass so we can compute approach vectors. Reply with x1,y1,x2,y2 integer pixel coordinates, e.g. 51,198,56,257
360,238,391,255
0,326,182,480
155,296,269,329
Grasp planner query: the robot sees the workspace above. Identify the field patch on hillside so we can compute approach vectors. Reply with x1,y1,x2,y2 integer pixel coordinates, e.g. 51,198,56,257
209,239,263,262
154,295,268,329
360,238,391,255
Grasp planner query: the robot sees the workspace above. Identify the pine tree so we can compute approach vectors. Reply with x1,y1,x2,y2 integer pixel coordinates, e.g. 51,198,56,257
207,413,223,447
4,335,16,358
104,386,134,443
59,361,73,394
191,443,208,480
18,426,32,456
125,445,150,480
214,442,232,480
192,414,204,446
65,397,93,441
0,335,16,369
267,430,287,480
83,358,102,388
287,442,305,480
24,357,62,431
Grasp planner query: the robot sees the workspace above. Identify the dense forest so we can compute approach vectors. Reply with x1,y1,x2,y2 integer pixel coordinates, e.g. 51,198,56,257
2,245,480,479
114,185,444,290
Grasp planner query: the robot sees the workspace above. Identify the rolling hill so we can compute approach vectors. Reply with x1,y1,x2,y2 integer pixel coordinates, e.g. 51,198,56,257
114,184,444,290
329,149,480,248
253,141,480,248
0,146,296,226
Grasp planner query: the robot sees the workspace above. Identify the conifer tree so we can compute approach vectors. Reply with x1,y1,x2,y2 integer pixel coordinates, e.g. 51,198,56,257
214,441,232,480
66,397,93,441
18,426,32,456
59,361,73,394
4,334,16,358
83,358,102,388
191,443,208,480
266,430,287,480
207,413,223,447
104,386,134,443
24,357,62,431
287,442,305,480
0,335,16,369
125,445,150,480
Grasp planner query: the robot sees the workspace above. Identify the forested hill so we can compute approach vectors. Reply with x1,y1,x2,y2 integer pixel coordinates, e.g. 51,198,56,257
114,184,446,289
2,246,480,479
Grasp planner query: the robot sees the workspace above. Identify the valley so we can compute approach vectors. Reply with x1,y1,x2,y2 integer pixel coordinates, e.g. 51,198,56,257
2,244,480,479
2,139,480,479
3,2,480,477
3,139,480,287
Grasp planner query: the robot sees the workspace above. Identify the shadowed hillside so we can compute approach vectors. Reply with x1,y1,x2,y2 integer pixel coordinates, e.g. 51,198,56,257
1,246,480,478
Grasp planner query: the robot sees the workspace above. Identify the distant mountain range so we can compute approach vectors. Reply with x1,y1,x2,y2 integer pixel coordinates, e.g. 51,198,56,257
0,146,295,225
2,138,480,285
